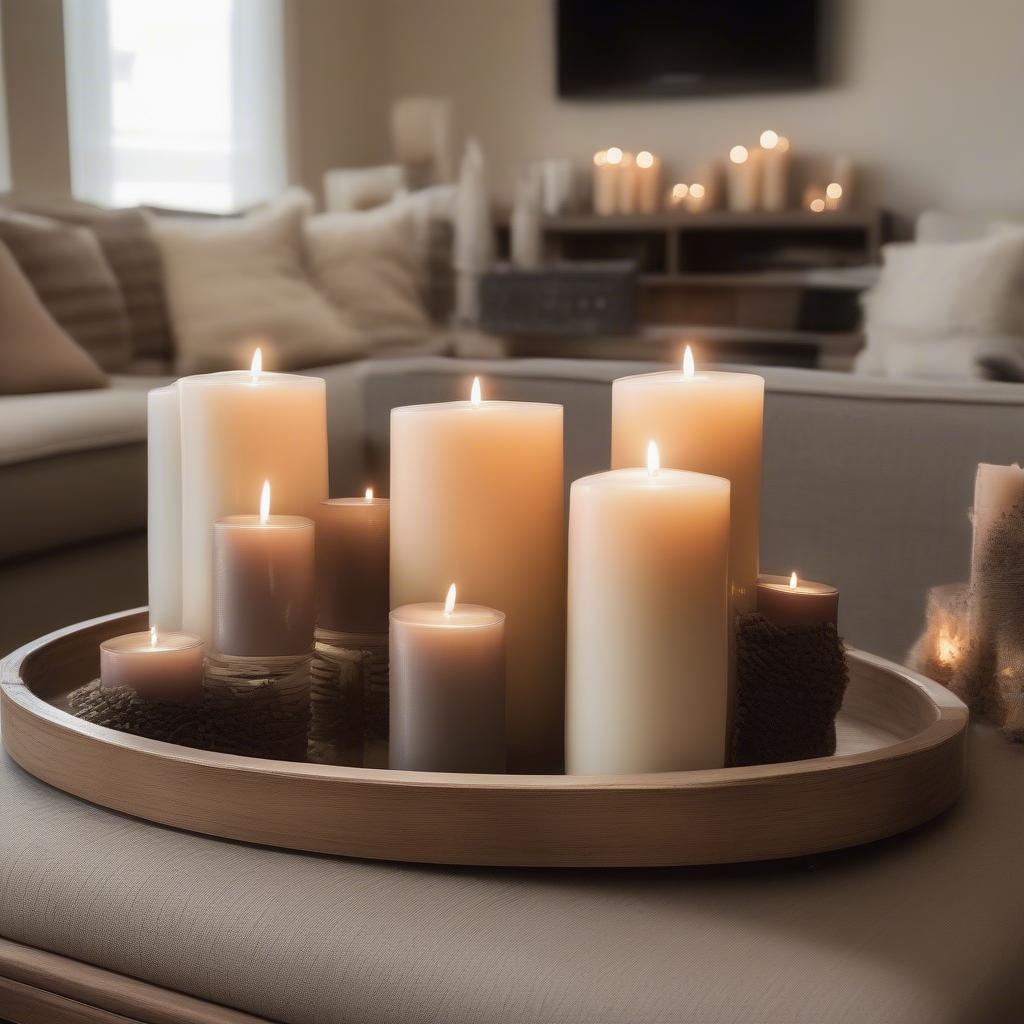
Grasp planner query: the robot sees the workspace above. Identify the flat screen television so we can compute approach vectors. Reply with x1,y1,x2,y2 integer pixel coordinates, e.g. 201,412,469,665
557,0,826,99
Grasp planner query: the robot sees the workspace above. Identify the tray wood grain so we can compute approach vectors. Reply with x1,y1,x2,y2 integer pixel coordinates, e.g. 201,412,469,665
0,608,968,867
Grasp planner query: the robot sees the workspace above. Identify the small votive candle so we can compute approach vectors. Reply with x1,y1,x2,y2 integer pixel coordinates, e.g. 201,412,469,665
389,584,506,773
315,490,390,633
757,572,839,628
100,626,204,704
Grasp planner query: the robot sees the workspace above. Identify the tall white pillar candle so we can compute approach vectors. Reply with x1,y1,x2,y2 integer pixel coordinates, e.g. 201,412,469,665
147,385,182,631
726,145,761,212
635,151,662,214
212,482,315,658
611,348,764,611
179,353,327,643
390,584,506,773
971,462,1024,598
567,444,731,774
390,377,565,772
758,131,790,212
615,152,638,214
592,149,619,216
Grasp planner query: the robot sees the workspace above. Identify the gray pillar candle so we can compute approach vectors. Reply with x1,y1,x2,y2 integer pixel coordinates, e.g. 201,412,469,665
213,482,315,657
389,585,506,773
315,492,390,633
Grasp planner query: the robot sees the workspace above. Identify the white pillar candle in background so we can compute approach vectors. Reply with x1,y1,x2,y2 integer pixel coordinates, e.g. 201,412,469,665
567,443,731,774
147,385,182,631
615,151,638,214
611,347,765,612
179,350,328,643
685,182,708,213
759,131,790,212
390,584,506,773
390,376,565,773
212,481,315,658
101,626,204,704
592,149,619,216
827,157,855,209
726,145,761,212
635,150,662,214
971,463,1024,590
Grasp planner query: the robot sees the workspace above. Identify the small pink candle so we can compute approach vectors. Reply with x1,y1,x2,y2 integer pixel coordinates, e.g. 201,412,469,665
100,626,204,704
757,572,839,628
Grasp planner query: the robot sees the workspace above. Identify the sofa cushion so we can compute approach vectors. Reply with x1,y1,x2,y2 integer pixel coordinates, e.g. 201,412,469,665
153,189,366,373
0,209,133,371
0,241,108,395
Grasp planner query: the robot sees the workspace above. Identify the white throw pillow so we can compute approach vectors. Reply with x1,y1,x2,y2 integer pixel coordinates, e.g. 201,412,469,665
153,190,366,373
304,203,431,347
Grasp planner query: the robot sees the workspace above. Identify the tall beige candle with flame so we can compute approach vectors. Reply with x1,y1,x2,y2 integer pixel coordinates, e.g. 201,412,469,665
567,442,731,774
390,376,565,772
611,347,764,611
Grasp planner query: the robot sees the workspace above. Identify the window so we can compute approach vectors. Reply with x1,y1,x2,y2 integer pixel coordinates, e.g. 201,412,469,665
63,0,286,213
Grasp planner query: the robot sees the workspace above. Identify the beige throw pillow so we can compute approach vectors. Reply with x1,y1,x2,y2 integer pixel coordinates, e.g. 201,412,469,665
152,190,366,373
0,241,107,394
304,203,431,348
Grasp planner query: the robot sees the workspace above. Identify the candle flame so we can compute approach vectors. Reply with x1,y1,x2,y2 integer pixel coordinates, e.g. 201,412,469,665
826,182,843,200
647,440,660,476
150,625,158,648
789,571,799,589
444,582,457,616
636,150,654,169
259,480,271,524
671,183,689,200
809,197,825,213
689,182,705,199
937,629,959,667
729,145,748,164
606,146,623,165
470,376,482,407
250,347,262,382
364,487,374,501
682,344,695,379
760,129,779,150
593,149,608,166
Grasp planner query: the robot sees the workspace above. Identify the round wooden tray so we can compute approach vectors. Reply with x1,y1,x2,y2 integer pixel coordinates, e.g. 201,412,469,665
1,608,968,868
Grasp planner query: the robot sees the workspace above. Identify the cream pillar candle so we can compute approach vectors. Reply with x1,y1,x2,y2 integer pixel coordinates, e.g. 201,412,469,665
611,347,764,611
567,443,731,775
971,463,1024,594
212,482,315,657
101,627,204,704
615,151,638,214
390,584,506,773
315,491,390,633
635,151,662,214
179,350,327,643
390,376,565,772
147,385,182,631
685,182,708,213
726,145,761,212
592,149,618,216
757,572,839,628
759,131,790,212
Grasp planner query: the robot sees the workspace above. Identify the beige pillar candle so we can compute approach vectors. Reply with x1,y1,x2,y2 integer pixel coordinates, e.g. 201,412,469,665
759,131,790,212
315,491,390,634
179,349,328,644
390,584,506,773
567,443,731,775
615,151,638,214
212,482,315,658
390,376,565,772
757,572,839,628
101,627,204,704
147,385,182,631
635,150,662,214
685,182,708,212
592,149,619,216
726,145,761,212
611,347,765,611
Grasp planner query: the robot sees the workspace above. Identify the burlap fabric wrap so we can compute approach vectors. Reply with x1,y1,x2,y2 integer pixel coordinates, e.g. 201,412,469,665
731,612,849,767
308,629,366,766
68,681,204,746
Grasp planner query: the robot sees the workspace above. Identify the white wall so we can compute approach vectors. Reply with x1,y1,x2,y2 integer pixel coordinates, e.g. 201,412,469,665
379,0,1024,218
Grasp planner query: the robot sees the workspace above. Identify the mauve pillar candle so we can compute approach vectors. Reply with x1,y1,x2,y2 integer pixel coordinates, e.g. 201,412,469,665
389,586,506,773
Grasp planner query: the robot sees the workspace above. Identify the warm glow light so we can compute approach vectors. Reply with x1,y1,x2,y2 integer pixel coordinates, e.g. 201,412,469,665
646,440,660,477
826,182,843,200
776,136,790,153
809,198,826,213
150,625,158,648
671,183,689,200
250,346,262,382
470,376,482,406
729,145,748,164
606,146,623,165
636,150,654,169
937,629,959,667
259,480,271,525
789,571,799,589
682,344,695,379
689,183,706,199
444,582,457,616
759,129,779,150
593,150,608,166
364,487,374,501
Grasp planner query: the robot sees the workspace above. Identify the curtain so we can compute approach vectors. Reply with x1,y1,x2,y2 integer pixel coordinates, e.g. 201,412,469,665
63,0,286,212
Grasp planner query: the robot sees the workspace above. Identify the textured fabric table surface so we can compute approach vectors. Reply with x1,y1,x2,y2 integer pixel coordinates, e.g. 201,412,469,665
1,724,1022,1024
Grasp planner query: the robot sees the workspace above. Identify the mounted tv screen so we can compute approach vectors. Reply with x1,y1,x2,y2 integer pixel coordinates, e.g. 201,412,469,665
557,0,826,99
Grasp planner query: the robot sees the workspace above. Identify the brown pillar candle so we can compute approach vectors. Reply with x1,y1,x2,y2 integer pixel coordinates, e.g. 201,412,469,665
315,492,390,633
757,572,839,628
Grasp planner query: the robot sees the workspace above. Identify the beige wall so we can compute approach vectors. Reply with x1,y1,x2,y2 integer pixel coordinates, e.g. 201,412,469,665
380,0,1024,218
